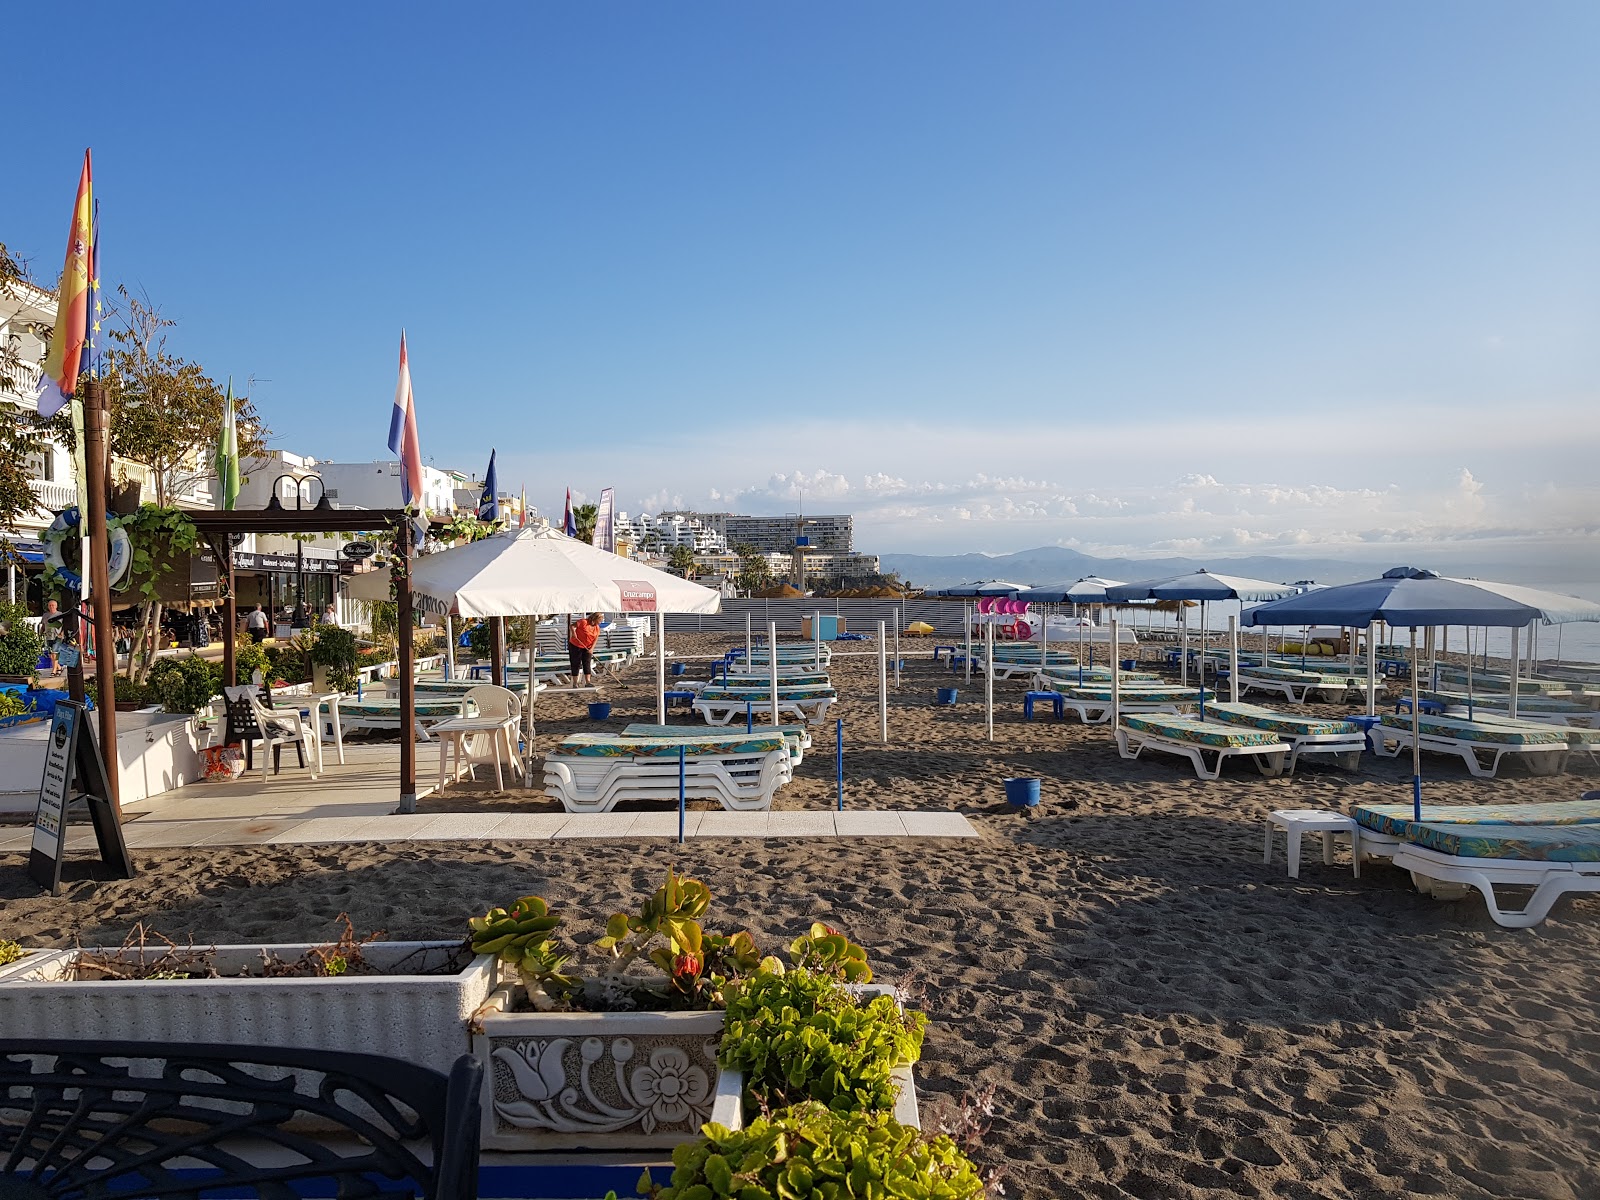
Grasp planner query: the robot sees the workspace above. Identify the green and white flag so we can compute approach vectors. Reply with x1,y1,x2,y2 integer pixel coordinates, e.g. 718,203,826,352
216,378,240,510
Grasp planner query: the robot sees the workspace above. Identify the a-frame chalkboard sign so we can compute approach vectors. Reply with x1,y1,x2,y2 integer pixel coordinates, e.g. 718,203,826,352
27,700,134,894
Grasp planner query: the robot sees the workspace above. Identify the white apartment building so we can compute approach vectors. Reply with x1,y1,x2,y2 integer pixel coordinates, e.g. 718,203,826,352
613,511,728,555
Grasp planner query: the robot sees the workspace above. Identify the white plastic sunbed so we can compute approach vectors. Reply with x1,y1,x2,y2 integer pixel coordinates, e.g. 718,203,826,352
1389,822,1600,928
1114,713,1289,780
1235,664,1380,704
1372,713,1569,779
623,722,811,766
1205,702,1368,772
1056,685,1212,725
693,685,838,727
542,733,792,813
1348,797,1600,862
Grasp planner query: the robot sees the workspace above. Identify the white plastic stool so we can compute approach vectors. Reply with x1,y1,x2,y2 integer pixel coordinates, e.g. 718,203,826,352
1264,809,1360,880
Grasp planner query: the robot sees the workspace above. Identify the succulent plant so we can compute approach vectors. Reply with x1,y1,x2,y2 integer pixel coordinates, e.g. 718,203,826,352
640,1103,986,1200
597,868,762,1006
788,921,872,983
720,965,926,1118
469,895,577,1003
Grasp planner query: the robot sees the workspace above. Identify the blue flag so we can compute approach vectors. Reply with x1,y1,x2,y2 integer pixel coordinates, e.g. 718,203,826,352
479,450,500,522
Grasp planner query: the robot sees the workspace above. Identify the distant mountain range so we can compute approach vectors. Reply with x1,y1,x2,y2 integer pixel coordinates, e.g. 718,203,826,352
876,546,1389,592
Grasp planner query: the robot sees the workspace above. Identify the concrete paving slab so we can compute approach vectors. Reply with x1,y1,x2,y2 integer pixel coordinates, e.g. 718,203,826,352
766,811,839,838
833,811,909,837
555,812,644,839
0,825,35,852
490,814,572,840
191,818,309,846
899,812,980,838
269,816,395,845
697,811,771,838
627,811,704,838
406,813,512,842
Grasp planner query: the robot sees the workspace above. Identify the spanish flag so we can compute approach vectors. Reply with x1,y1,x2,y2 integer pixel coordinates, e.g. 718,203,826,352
37,150,95,419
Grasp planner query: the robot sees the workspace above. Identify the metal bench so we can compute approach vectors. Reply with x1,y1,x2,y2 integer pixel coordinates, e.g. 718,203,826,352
0,1039,483,1199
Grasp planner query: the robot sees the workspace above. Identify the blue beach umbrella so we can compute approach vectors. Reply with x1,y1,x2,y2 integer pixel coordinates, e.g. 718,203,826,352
1245,568,1542,821
1107,570,1299,712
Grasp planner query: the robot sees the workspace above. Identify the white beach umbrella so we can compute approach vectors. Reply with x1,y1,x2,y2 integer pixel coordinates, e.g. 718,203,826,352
408,526,721,724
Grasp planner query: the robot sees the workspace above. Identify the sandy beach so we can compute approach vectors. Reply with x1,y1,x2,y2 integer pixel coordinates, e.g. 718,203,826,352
5,635,1599,1198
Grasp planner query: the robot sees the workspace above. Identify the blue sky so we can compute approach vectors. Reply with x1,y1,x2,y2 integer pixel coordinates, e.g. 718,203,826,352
8,3,1598,566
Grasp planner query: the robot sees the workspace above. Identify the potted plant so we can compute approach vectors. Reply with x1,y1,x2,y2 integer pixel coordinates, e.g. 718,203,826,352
145,655,221,719
633,1103,986,1200
309,625,361,693
468,873,924,1152
0,600,46,685
0,917,496,1078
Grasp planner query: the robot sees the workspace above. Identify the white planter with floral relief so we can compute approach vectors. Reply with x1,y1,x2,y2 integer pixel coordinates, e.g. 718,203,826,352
471,984,740,1151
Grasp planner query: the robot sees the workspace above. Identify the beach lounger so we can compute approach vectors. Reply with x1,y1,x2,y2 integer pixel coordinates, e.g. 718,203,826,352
1236,664,1380,704
543,732,791,813
1031,667,1160,691
1388,822,1600,928
718,668,832,686
1205,702,1368,772
1423,690,1600,727
693,684,838,727
738,645,832,667
1431,667,1586,698
1349,797,1600,861
1371,712,1569,778
622,722,810,766
1115,713,1289,780
1055,684,1212,725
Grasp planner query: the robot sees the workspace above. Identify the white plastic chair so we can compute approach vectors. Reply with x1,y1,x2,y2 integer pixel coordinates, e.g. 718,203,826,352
449,684,525,786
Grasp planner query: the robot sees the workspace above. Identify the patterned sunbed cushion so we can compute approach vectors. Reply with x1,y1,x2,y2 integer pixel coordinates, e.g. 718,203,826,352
1352,799,1600,839
698,686,837,702
1061,686,1212,704
1377,713,1567,746
328,698,465,719
555,733,787,759
1432,669,1572,695
1206,703,1363,737
1240,666,1359,687
1423,690,1588,714
1120,713,1281,749
624,723,802,751
1040,669,1159,684
413,680,526,694
1402,822,1600,862
1465,715,1600,746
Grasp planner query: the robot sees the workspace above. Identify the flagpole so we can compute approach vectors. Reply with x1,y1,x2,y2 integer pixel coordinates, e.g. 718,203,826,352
83,376,121,814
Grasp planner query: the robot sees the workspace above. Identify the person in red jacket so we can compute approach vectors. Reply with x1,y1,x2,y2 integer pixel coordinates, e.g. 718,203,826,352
568,612,602,686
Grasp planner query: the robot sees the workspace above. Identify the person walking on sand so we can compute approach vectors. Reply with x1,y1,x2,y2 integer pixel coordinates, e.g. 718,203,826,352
568,611,602,686
244,604,269,644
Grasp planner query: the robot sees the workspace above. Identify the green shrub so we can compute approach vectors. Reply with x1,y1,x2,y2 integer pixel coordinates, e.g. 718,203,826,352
309,625,361,692
234,636,270,683
720,967,925,1118
0,600,46,678
643,1103,986,1200
146,655,220,715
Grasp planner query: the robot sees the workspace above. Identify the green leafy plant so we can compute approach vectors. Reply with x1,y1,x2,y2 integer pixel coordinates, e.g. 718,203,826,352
640,1103,986,1200
788,922,873,983
309,625,361,693
234,635,270,683
0,599,46,678
145,655,221,716
0,690,32,719
469,895,577,1006
596,868,763,1008
720,966,925,1118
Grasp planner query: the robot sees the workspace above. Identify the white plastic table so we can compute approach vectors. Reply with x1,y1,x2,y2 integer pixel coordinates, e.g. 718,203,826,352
1264,809,1361,880
432,714,525,792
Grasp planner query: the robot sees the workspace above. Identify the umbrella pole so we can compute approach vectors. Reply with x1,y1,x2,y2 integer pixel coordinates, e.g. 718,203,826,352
444,615,455,682
984,620,994,742
1410,626,1422,823
1198,601,1207,719
656,610,666,724
879,619,888,744
1110,617,1120,738
1228,614,1238,704
745,611,752,664
964,603,972,684
769,621,780,726
1466,625,1475,720
813,609,822,670
525,615,536,748
1180,606,1189,687
1508,625,1520,720
1040,602,1047,670
1365,620,1377,718
1077,609,1084,686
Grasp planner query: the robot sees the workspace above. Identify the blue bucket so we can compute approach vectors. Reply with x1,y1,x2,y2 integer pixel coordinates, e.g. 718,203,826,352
670,662,687,677
587,702,612,721
1121,658,1137,671
1003,777,1041,808
936,687,958,705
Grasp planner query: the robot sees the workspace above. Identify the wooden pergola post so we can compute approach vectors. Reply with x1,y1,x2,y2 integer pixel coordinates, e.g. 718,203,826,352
396,524,417,814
